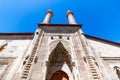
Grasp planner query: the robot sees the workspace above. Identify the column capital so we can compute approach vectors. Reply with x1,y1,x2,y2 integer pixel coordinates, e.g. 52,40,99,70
46,9,53,16
66,10,73,17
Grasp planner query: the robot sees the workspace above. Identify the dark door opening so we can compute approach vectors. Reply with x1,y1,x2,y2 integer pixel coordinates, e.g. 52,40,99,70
50,70,69,80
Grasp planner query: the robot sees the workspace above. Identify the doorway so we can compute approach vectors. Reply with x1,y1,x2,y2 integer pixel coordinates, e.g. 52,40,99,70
50,70,69,80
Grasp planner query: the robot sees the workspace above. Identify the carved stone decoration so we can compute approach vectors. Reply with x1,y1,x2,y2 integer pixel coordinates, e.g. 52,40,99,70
0,58,14,79
114,66,120,79
0,42,8,53
49,42,71,65
34,56,38,64
45,42,72,80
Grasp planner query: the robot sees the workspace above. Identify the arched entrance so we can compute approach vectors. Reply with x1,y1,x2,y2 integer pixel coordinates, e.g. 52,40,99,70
50,70,69,80
46,42,72,80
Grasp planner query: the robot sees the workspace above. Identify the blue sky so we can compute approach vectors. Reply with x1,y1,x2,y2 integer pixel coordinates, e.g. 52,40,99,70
0,0,120,43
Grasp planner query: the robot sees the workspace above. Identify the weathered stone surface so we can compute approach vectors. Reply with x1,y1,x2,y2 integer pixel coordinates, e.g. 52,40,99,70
0,10,119,80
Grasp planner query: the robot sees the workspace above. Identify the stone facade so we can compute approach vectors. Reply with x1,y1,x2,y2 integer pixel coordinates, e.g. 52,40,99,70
0,10,120,80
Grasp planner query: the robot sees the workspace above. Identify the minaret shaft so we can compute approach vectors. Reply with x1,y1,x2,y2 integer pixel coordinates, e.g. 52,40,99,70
66,10,76,24
43,10,53,24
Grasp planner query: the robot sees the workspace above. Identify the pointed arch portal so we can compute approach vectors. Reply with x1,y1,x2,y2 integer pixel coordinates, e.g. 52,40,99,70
45,41,72,80
49,42,71,65
50,70,69,80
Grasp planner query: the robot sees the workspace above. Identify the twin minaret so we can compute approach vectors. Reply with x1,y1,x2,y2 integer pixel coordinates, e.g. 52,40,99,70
43,9,77,24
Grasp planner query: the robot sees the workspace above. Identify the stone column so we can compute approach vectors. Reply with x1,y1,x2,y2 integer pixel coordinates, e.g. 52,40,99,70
43,9,53,24
66,10,76,24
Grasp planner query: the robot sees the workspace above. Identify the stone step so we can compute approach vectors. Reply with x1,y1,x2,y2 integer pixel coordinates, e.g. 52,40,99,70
32,51,36,54
32,52,36,54
89,64,95,66
91,71,97,74
31,53,35,55
30,56,34,59
21,76,27,79
88,59,92,60
92,73,99,76
32,51,36,53
29,59,33,62
30,55,35,58
26,64,31,66
25,67,30,70
87,57,92,59
89,62,94,64
90,66,95,68
88,59,93,62
87,56,92,58
28,61,32,63
33,49,36,51
94,79,99,80
91,71,97,73
26,63,31,65
31,51,35,53
24,69,29,71
25,65,31,68
23,73,28,76
90,69,96,71
88,61,93,64
27,63,31,65
93,76,99,79
30,58,33,62
23,70,29,73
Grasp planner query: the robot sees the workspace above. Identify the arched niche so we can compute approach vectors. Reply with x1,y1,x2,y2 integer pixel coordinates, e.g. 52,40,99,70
45,42,72,80
48,40,72,57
